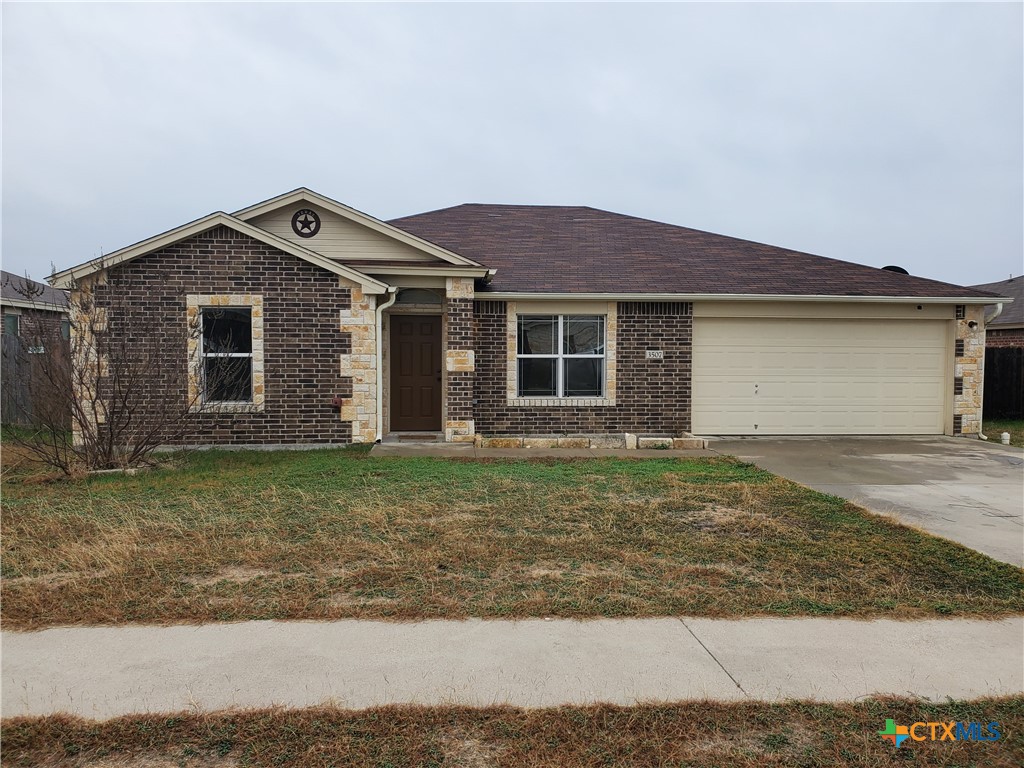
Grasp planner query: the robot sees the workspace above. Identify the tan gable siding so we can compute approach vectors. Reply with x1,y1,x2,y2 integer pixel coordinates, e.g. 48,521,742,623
251,202,437,262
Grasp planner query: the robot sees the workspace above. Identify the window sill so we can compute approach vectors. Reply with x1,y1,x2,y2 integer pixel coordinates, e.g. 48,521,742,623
508,397,615,408
190,402,264,414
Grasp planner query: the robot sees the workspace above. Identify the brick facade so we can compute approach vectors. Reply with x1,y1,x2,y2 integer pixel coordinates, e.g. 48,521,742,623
1,306,65,341
472,300,692,436
986,327,1024,348
67,224,985,445
444,278,476,442
82,226,363,445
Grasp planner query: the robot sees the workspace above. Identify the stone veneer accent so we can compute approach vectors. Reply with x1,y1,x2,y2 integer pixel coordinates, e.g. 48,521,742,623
473,300,692,436
81,225,359,445
954,304,986,435
67,274,107,445
338,285,378,443
444,277,476,442
186,294,265,412
479,434,708,450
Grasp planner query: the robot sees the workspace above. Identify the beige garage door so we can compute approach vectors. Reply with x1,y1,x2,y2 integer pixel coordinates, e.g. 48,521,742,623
692,318,948,435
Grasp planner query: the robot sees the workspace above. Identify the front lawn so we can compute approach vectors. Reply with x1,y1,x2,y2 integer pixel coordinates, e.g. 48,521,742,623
984,418,1024,448
3,698,1021,767
2,449,1022,629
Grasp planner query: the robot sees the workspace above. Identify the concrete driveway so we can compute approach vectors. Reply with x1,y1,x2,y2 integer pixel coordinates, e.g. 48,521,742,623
713,437,1024,567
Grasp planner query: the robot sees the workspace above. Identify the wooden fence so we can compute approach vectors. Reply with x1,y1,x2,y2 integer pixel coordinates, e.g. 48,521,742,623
983,347,1024,420
1,334,35,425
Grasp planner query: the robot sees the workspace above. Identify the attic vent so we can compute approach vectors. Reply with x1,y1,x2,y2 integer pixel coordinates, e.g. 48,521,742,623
474,300,506,316
202,225,237,241
955,305,966,319
881,265,909,274
618,302,692,316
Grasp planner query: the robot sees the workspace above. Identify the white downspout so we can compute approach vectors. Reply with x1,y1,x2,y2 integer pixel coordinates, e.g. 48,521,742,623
977,303,1002,440
374,287,398,443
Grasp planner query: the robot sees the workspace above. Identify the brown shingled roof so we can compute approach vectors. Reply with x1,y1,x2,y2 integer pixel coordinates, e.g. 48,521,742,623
1,270,69,308
388,205,998,299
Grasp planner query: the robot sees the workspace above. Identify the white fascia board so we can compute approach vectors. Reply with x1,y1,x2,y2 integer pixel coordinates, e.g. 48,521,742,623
0,297,68,313
356,265,491,278
233,188,484,268
475,292,1010,305
50,213,391,294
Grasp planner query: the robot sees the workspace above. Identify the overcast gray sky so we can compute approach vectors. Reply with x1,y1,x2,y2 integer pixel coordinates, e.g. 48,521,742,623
2,2,1021,286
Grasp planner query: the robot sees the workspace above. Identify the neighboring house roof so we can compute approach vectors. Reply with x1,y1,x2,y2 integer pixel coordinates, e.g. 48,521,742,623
390,204,1000,300
1,270,69,311
49,212,393,294
969,276,1023,327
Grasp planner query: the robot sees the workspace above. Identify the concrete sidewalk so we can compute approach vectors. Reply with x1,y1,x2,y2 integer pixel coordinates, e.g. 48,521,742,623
3,617,1021,719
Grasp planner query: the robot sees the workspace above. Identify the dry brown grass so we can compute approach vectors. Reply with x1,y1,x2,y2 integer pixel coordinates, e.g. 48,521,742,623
2,449,1022,629
2,698,1021,767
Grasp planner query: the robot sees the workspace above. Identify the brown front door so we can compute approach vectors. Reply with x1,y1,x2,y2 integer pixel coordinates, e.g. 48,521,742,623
390,315,442,431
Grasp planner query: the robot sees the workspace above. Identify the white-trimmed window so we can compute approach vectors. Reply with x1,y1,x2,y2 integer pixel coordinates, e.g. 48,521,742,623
517,315,605,398
200,307,254,403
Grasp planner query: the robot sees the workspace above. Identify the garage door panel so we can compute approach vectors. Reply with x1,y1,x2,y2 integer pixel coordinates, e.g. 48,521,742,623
692,318,948,435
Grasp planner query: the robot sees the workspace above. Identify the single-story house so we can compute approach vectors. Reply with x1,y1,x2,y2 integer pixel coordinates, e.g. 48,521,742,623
49,188,1010,447
2,270,70,338
970,276,1023,348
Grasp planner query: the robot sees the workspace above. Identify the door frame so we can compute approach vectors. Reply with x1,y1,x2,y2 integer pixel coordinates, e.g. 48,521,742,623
383,309,445,434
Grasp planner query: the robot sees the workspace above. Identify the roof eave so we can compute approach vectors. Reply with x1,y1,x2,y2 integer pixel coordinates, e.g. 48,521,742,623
0,296,69,313
350,264,492,279
50,212,391,294
474,291,1012,304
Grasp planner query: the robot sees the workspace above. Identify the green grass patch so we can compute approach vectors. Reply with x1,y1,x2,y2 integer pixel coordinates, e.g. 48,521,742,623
984,419,1024,448
2,697,1021,767
1,449,1022,628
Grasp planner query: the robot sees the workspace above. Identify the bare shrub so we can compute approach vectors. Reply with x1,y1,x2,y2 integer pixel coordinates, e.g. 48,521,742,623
2,264,248,474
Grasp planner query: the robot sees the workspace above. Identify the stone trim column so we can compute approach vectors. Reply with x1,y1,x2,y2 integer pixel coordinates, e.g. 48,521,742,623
338,284,377,443
954,304,985,435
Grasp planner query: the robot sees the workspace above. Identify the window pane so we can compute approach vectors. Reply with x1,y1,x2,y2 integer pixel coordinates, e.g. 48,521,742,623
204,357,253,402
518,357,556,397
3,314,19,336
60,319,71,340
564,358,603,397
203,308,252,354
517,316,557,355
564,316,604,355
